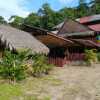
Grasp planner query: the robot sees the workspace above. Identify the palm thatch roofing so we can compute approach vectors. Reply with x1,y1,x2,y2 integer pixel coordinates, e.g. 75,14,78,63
60,31,94,38
36,32,74,48
23,24,48,36
22,24,100,48
22,24,75,48
0,24,49,54
57,19,92,35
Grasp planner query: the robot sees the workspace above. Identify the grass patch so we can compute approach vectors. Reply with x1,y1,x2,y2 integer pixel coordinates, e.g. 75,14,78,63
0,83,23,100
23,95,51,100
41,76,62,86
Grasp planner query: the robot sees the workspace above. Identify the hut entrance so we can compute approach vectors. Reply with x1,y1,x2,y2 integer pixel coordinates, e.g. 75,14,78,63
48,46,85,67
48,47,66,67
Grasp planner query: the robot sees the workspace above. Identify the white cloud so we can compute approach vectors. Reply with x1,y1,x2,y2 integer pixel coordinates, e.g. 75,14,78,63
0,0,30,21
59,0,74,4
58,0,79,7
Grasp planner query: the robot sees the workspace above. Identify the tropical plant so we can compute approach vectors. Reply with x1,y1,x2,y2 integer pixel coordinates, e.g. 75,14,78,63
9,15,24,29
0,50,30,82
32,54,53,77
97,52,100,62
0,16,7,24
23,13,40,28
84,49,97,66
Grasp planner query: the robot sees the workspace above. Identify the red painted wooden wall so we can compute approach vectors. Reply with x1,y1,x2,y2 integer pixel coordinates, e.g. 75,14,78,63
48,53,85,67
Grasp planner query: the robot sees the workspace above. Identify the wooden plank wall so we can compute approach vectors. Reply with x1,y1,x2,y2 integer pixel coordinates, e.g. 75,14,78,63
48,53,85,67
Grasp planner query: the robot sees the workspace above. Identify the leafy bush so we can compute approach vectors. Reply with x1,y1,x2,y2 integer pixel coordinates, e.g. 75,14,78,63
0,49,54,81
84,49,97,66
0,50,30,82
32,54,53,77
97,52,100,62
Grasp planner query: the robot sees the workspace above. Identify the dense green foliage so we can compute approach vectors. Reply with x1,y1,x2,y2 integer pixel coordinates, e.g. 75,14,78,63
0,16,7,24
7,0,100,30
97,52,100,62
9,16,24,29
84,49,97,66
32,54,53,77
0,50,29,82
0,50,53,82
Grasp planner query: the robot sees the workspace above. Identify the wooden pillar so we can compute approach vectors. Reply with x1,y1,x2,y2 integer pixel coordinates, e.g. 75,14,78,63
64,48,70,64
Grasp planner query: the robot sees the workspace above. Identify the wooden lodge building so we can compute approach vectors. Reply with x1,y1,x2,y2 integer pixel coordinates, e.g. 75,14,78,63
23,21,100,67
0,24,49,56
0,18,99,67
54,19,100,46
76,14,100,42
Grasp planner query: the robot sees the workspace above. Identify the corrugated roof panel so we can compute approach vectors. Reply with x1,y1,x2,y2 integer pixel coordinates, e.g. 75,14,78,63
88,24,100,31
77,14,100,24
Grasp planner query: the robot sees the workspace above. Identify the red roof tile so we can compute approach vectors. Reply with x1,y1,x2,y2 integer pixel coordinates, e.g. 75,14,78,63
88,24,100,31
79,16,92,24
77,14,100,24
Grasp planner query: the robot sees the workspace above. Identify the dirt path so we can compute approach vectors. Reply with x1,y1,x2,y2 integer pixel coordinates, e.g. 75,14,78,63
22,64,100,100
44,64,100,100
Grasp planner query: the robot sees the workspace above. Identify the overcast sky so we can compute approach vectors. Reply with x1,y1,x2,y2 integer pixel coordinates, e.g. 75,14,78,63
0,0,90,20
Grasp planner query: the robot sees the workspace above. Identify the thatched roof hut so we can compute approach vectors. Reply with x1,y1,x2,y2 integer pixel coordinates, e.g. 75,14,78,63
36,32,74,48
52,19,95,39
57,19,93,36
60,31,95,38
23,24,100,48
22,24,75,48
0,24,49,54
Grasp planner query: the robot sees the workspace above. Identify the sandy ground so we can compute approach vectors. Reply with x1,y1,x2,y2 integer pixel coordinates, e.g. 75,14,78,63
18,64,100,100
47,64,100,100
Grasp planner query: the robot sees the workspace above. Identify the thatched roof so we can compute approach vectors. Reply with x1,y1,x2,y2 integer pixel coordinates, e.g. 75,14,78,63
23,24,48,36
36,32,74,48
22,24,99,48
52,19,95,38
60,31,94,38
22,24,74,48
57,19,91,35
0,24,49,54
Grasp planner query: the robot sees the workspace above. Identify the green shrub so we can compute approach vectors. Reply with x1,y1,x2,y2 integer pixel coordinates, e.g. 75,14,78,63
84,49,97,66
0,50,30,82
0,49,54,81
32,54,53,77
97,52,100,62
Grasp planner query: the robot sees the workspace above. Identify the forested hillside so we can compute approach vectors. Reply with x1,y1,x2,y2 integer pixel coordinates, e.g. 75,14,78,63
0,0,100,30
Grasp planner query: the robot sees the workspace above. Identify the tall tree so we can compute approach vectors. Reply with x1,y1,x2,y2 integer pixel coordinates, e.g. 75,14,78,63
76,0,89,17
93,0,100,14
0,16,7,24
24,13,40,27
89,0,100,14
9,16,24,29
37,3,56,30
59,7,77,19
